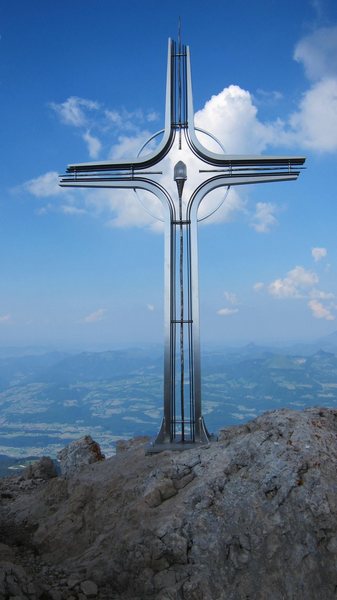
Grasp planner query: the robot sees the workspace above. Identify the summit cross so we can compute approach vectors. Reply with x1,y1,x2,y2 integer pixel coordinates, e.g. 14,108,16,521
60,36,305,450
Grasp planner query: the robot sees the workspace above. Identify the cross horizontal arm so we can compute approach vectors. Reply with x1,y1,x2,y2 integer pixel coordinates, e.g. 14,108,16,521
60,167,302,187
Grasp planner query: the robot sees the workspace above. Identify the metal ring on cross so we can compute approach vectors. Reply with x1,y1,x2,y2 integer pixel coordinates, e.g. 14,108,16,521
134,128,230,223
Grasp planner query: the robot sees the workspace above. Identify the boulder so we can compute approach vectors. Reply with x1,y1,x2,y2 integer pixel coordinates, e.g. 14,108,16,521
24,456,58,480
57,435,105,477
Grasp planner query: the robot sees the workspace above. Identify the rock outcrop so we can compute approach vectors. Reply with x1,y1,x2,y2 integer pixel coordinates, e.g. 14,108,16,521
57,435,105,477
24,456,58,481
1,408,337,599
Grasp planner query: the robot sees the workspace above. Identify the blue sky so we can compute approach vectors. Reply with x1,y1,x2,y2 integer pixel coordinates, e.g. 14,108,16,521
1,0,337,349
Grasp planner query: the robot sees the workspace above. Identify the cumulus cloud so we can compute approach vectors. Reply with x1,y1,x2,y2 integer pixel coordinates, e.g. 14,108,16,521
50,96,100,127
312,247,327,262
195,85,278,154
83,308,107,323
268,266,318,298
250,202,278,233
267,263,336,321
217,307,239,316
195,24,337,155
289,78,337,152
308,299,335,321
288,25,337,153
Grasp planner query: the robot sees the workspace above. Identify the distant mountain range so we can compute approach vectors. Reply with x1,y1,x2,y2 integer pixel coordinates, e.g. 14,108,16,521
1,333,337,475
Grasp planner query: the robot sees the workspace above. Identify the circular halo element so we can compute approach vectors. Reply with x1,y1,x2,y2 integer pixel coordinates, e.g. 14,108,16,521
192,128,230,223
134,130,167,223
134,128,230,223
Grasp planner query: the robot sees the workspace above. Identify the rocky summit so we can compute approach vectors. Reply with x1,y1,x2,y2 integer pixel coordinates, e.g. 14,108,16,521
1,408,337,599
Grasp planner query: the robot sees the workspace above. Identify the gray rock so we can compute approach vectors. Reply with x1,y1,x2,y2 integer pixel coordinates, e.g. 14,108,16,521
3,409,337,598
67,574,81,590
57,436,105,477
80,580,98,597
24,456,58,480
0,561,38,599
115,435,150,453
49,590,63,600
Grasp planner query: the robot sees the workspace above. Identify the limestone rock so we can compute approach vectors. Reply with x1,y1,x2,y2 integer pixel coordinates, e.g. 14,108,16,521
57,435,105,477
2,408,337,598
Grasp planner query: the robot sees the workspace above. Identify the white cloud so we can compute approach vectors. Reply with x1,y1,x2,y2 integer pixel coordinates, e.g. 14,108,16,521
308,299,335,321
147,304,155,312
288,26,337,153
250,202,278,233
253,282,264,292
50,96,99,127
312,247,327,262
194,25,337,155
294,26,337,81
86,188,160,231
60,205,86,216
18,172,89,217
268,266,319,298
197,188,246,226
255,89,283,103
147,111,160,122
289,78,337,152
223,291,239,305
82,131,102,159
22,171,64,198
105,108,158,132
309,288,334,300
267,263,335,321
108,130,155,160
195,85,278,154
83,308,107,323
217,307,239,316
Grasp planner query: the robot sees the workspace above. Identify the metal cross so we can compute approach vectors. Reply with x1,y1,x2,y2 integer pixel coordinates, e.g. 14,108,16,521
60,36,305,450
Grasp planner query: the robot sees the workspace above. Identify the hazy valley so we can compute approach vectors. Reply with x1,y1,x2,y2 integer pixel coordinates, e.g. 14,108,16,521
1,333,337,475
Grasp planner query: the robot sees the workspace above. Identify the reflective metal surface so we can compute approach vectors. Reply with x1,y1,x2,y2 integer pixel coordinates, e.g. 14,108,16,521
60,36,305,449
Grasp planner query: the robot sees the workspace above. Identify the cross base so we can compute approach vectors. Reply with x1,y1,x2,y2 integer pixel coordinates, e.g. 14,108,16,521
146,416,216,454
146,438,217,455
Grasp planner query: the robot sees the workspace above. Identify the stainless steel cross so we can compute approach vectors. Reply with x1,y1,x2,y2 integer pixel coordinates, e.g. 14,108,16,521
60,37,305,450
